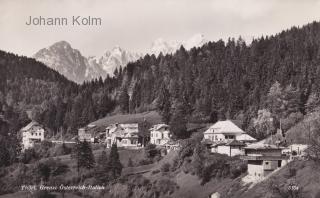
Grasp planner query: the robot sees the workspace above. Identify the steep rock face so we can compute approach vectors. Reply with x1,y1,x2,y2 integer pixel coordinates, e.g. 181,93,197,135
34,41,141,83
33,35,207,83
95,46,142,76
34,41,88,83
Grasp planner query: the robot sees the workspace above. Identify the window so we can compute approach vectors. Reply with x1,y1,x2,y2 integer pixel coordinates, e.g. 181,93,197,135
225,135,235,139
265,162,269,165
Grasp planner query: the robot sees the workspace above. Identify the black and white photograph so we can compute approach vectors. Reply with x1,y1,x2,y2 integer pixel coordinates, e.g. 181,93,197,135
1,0,320,197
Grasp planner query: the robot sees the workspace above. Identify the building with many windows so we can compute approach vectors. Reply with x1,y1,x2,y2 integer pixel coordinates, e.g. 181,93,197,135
21,121,45,150
150,124,170,146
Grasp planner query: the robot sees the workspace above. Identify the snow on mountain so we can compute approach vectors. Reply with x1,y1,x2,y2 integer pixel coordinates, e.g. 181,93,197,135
98,46,142,75
34,41,141,83
33,34,206,83
150,38,180,56
183,34,208,50
150,33,208,56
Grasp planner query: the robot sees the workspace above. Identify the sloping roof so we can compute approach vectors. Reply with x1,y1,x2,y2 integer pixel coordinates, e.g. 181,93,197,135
245,143,283,150
236,134,256,142
149,123,169,131
204,120,244,134
20,121,41,131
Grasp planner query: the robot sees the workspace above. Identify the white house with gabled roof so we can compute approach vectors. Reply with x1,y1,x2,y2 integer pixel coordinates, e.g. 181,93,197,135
21,121,45,150
150,124,170,146
203,120,256,156
203,120,256,143
105,123,140,148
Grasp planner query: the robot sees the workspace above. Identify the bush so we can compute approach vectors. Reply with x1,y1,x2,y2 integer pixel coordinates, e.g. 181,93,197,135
160,163,171,173
20,148,38,164
138,158,153,166
51,143,72,156
151,169,160,175
33,190,56,198
144,144,160,158
127,158,134,167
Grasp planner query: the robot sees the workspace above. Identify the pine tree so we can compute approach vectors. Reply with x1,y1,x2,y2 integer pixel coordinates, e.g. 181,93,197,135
138,119,151,146
119,88,129,113
97,150,108,165
95,150,110,184
192,144,204,176
157,84,171,124
107,144,123,180
127,157,134,167
79,140,95,169
72,140,95,177
169,99,189,139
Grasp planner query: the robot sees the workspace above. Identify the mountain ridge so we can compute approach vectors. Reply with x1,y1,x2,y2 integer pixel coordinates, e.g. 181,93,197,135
33,34,208,83
33,41,142,83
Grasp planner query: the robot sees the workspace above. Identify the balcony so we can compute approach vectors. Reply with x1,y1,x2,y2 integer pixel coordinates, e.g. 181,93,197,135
240,155,289,161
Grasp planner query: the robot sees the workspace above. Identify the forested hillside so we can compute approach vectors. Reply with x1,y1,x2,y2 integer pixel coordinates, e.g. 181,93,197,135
2,21,320,141
116,21,320,139
0,51,116,139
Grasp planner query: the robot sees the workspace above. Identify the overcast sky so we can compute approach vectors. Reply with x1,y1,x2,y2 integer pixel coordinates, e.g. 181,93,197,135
0,0,320,57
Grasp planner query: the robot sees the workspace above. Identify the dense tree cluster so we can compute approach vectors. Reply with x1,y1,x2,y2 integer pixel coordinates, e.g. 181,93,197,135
118,22,320,139
0,52,116,139
2,21,320,142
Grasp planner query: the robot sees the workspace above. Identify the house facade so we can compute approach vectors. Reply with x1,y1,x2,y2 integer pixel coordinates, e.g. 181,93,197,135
150,124,170,146
78,127,93,142
106,123,140,148
78,124,100,143
203,120,256,156
211,140,245,157
21,121,45,150
241,144,289,179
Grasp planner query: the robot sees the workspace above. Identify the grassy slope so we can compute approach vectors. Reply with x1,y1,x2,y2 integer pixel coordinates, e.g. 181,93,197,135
171,172,237,198
206,160,320,198
238,160,320,198
90,111,162,128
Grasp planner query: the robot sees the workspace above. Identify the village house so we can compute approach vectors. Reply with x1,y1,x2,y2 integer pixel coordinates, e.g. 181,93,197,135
78,124,97,142
21,121,45,150
240,144,289,179
204,120,256,143
150,124,170,146
105,123,140,148
164,140,181,153
203,120,256,156
210,140,246,156
282,144,309,160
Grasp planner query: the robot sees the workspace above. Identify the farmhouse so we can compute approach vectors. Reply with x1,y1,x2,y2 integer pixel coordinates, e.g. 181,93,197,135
203,120,256,143
150,124,170,146
240,144,289,179
211,140,246,156
105,123,140,148
203,120,256,156
78,125,95,142
21,121,45,150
